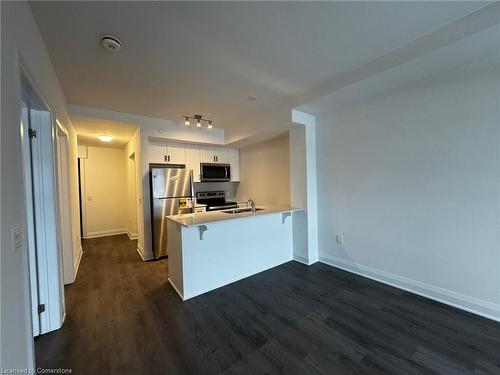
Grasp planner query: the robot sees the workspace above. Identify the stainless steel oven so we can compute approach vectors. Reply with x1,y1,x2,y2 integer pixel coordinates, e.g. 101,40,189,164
196,191,237,211
200,163,231,182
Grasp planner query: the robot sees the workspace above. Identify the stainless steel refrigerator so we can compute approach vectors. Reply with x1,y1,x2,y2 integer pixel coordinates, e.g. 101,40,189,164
150,166,193,259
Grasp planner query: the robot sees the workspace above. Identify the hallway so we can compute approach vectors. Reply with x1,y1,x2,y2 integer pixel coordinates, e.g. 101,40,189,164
35,235,500,374
34,235,166,372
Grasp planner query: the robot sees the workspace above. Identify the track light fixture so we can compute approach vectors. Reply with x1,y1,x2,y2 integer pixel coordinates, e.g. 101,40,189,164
182,114,214,129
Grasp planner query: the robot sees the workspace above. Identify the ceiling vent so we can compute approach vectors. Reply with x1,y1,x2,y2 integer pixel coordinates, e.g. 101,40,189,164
101,35,122,52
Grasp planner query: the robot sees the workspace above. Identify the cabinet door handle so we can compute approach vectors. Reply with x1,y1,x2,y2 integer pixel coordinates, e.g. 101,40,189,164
167,155,171,162
164,155,167,162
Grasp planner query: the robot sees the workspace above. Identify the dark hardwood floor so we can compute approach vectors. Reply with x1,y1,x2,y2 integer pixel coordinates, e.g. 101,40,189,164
35,234,500,374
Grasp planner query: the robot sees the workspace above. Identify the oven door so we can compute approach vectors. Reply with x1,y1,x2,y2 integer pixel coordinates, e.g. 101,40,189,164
200,163,231,182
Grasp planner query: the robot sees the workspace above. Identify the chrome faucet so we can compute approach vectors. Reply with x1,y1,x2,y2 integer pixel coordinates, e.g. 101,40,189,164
247,198,256,214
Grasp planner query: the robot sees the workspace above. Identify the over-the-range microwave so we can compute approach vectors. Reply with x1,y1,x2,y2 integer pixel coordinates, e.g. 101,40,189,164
200,163,231,182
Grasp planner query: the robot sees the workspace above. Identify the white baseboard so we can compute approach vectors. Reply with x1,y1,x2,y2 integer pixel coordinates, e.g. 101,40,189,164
168,278,184,300
73,247,83,280
127,231,138,240
84,228,128,239
136,244,153,261
319,254,500,323
293,254,317,265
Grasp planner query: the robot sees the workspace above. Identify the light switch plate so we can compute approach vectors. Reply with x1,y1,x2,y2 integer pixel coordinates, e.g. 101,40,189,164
11,226,23,252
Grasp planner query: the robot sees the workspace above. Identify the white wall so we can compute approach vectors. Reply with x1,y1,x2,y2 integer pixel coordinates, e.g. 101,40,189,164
1,1,81,369
289,110,319,266
80,147,128,238
236,132,290,205
316,59,500,320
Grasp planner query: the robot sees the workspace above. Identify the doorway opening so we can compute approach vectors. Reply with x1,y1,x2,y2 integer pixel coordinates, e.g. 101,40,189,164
76,130,139,241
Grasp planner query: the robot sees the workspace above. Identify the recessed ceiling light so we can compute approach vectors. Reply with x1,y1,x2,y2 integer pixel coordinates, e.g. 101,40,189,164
97,134,113,142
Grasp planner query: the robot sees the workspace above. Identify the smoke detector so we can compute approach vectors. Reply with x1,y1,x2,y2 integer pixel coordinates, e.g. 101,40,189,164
101,35,122,52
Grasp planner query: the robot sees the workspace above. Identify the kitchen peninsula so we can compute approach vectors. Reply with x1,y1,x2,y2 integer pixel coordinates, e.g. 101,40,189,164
166,206,303,300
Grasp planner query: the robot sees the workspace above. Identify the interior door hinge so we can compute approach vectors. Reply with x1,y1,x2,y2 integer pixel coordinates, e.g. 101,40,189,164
29,129,37,139
38,304,45,314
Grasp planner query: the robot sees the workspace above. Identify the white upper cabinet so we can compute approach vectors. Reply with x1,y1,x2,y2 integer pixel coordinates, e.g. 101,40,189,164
166,144,185,164
185,145,201,182
228,149,240,182
148,142,186,164
148,141,167,164
201,148,228,164
147,141,238,182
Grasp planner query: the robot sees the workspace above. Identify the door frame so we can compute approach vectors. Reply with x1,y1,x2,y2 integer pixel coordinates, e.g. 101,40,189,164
127,152,138,240
20,66,65,336
55,120,75,285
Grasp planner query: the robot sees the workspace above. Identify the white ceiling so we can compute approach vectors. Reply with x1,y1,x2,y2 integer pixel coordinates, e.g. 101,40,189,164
30,1,491,142
72,116,137,148
299,21,500,115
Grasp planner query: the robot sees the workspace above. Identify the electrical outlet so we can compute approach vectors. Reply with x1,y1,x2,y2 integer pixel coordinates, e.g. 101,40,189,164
11,226,23,252
336,234,344,246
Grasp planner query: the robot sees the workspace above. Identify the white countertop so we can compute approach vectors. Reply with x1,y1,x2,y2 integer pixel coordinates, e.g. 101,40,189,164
166,205,303,227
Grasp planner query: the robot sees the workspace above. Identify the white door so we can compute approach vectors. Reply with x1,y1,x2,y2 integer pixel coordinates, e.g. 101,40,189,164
166,144,186,164
21,70,66,336
21,107,40,337
149,141,167,163
21,105,65,336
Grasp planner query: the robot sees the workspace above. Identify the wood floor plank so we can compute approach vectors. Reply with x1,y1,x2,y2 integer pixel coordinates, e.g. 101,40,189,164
35,235,500,374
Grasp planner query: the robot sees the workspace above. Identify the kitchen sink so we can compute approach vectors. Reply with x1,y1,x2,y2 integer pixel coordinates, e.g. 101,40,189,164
222,207,264,214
